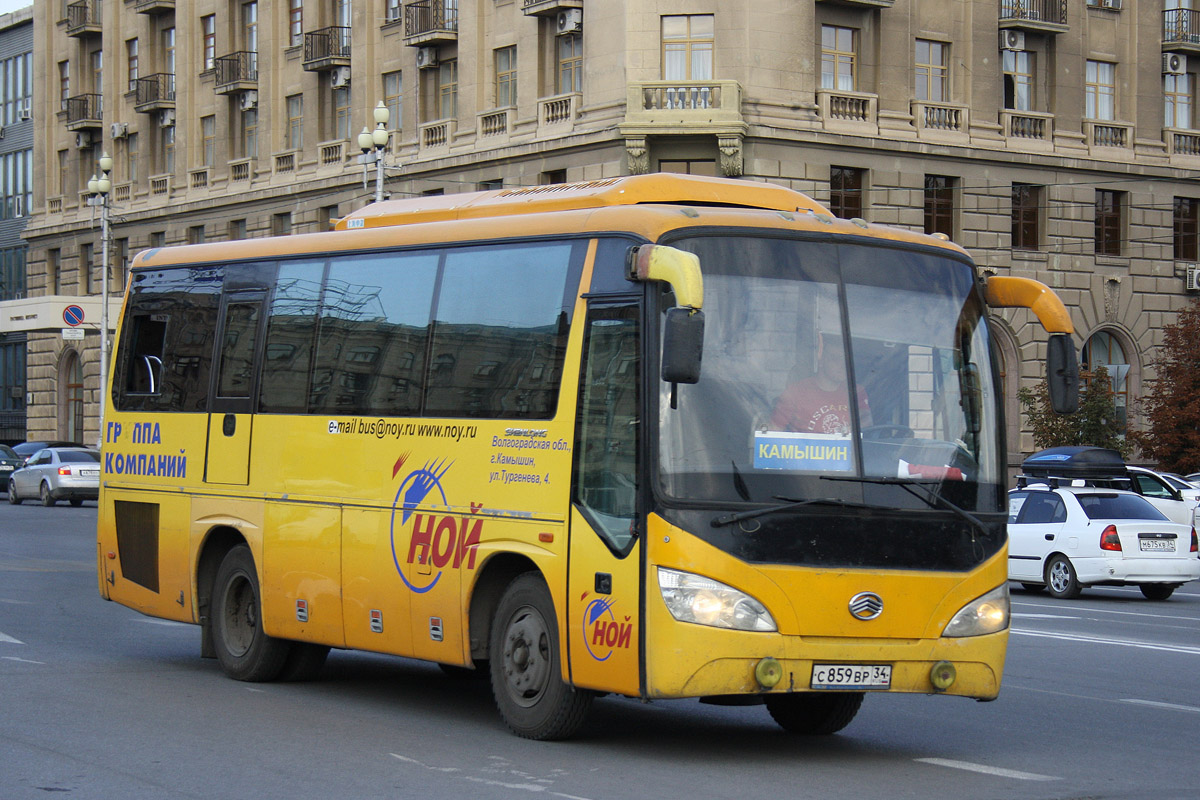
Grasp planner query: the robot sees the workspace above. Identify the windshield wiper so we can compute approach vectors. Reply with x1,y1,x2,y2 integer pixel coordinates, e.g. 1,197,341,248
820,475,989,541
711,496,885,528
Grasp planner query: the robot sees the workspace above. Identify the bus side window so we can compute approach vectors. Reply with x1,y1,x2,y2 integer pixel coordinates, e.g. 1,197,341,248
573,304,639,552
125,315,167,395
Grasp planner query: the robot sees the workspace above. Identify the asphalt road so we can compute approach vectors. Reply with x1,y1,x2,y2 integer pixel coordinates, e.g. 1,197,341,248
2,500,1199,800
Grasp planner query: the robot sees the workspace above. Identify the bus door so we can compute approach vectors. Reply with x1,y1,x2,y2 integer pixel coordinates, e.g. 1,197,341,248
206,291,266,485
567,303,641,697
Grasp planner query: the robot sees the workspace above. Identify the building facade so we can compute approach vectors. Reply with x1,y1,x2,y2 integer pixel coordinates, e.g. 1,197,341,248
0,5,32,445
18,0,1200,465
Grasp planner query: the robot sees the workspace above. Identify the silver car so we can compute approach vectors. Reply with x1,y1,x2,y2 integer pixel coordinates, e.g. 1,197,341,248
7,447,101,507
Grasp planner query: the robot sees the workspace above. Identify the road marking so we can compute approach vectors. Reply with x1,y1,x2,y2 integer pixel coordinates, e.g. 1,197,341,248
0,630,24,645
135,619,190,627
1012,613,1080,619
1,656,45,665
1121,699,1200,714
1012,628,1200,655
391,754,592,800
915,758,1058,781
1011,600,1200,624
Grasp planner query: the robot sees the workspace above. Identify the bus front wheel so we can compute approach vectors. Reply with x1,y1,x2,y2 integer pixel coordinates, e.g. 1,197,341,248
765,692,864,735
489,573,592,740
211,545,291,682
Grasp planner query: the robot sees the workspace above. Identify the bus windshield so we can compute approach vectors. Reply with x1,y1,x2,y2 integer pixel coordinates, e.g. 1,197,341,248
659,234,1002,513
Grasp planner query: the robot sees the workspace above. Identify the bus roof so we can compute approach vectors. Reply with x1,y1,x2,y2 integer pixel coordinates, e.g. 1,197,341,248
333,174,831,230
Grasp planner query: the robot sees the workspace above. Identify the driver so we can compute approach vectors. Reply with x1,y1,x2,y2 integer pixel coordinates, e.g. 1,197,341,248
769,332,871,434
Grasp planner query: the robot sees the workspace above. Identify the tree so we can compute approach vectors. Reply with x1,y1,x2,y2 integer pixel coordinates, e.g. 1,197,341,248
1017,365,1130,457
1130,300,1200,472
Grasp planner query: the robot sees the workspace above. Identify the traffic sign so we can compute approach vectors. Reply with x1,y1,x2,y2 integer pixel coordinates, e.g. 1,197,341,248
63,305,85,327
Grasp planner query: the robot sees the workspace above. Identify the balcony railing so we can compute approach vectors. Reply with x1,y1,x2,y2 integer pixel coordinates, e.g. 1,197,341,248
1000,0,1068,31
1164,9,1200,49
189,168,209,189
1086,120,1132,149
1001,109,1054,142
65,0,101,37
215,52,258,93
420,119,454,150
478,108,513,139
150,175,171,196
817,89,878,132
134,73,176,111
47,197,63,215
319,141,346,166
404,1,459,44
64,93,103,129
303,27,351,71
538,93,580,129
1167,128,1200,157
273,152,297,174
229,158,255,182
622,80,744,132
912,100,968,136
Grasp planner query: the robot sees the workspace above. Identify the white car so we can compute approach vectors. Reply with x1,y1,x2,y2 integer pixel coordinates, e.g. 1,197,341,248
1008,484,1200,600
1125,466,1200,528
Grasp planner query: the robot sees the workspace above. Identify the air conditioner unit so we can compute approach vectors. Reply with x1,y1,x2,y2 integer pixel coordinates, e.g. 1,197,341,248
239,90,258,111
1102,0,1122,9
75,131,94,148
159,109,175,126
999,30,1025,52
1187,264,1200,291
1164,53,1188,76
556,8,582,36
330,66,352,88
110,122,128,139
19,98,31,120
416,46,438,69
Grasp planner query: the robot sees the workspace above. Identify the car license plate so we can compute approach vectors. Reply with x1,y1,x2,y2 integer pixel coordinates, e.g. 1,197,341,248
80,469,99,478
0,465,11,471
1140,539,1175,552
811,664,891,690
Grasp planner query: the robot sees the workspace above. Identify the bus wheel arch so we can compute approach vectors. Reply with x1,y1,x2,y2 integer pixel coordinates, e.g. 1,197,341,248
195,526,248,659
467,553,538,664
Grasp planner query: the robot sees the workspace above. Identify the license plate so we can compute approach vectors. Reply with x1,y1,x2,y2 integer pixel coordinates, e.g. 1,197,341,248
811,663,891,690
0,465,11,471
79,469,99,478
1140,539,1175,552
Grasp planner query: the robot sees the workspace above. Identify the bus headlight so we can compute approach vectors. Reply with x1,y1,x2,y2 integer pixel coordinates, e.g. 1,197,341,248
657,567,777,632
942,584,1009,638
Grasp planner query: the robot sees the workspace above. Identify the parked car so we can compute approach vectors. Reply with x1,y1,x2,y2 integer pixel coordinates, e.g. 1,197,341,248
7,447,101,507
1008,484,1200,600
11,440,83,465
0,444,23,491
1125,465,1200,528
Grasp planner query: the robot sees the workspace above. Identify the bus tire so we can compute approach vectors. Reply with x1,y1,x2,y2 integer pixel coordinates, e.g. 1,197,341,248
489,573,592,740
1045,555,1082,599
211,545,291,682
765,692,864,735
278,643,330,681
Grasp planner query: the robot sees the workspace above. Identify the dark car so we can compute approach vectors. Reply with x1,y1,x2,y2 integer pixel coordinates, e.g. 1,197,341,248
0,444,23,492
11,441,83,464
7,447,101,506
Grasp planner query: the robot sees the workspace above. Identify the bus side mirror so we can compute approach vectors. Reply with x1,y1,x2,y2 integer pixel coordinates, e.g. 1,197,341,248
662,308,704,384
1047,333,1079,415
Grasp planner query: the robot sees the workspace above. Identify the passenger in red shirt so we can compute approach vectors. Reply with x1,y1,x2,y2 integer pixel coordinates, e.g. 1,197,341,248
770,333,871,435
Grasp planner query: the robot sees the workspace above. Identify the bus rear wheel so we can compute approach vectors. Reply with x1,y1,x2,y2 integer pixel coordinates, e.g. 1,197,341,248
489,573,592,740
211,545,291,682
765,692,864,735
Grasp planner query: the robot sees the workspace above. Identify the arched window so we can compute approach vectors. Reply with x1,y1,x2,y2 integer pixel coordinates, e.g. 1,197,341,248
1082,330,1129,431
61,350,84,443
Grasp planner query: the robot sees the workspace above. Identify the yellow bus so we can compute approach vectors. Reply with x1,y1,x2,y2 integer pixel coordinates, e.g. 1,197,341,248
98,173,1078,740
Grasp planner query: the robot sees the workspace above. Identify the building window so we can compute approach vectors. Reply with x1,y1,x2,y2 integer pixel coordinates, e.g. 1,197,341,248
318,204,339,231
557,34,582,94
286,94,303,150
0,247,26,302
660,159,716,176
201,115,215,166
241,108,258,159
1082,331,1128,431
438,59,458,119
333,86,351,139
1175,197,1199,261
80,243,93,294
1095,189,1123,256
289,0,303,48
115,238,129,293
383,71,402,132
820,25,856,91
495,46,516,108
188,225,205,244
58,61,69,109
149,231,165,249
57,150,69,196
201,15,216,71
229,219,247,240
829,166,864,219
662,14,713,81
163,27,176,85
48,248,60,294
1166,72,1193,129
273,212,292,236
1002,49,1034,111
541,169,566,185
386,0,402,23
163,124,175,173
1086,60,1116,120
1012,183,1041,251
915,40,947,102
126,38,138,92
126,132,139,182
924,175,955,237
243,2,258,52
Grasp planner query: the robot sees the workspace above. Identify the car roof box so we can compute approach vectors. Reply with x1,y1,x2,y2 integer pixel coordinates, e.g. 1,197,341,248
1020,446,1128,479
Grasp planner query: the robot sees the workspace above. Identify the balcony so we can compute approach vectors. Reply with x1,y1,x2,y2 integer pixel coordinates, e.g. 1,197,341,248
135,0,175,14
318,140,347,167
538,92,580,135
1166,128,1200,158
214,52,258,94
229,158,256,183
64,94,103,130
303,27,351,71
816,89,878,135
912,100,969,140
419,119,455,151
1000,109,1055,149
521,0,583,16
1085,119,1133,150
478,108,514,141
999,0,1068,34
621,81,746,175
1164,9,1200,55
134,74,176,113
815,0,895,8
404,1,458,46
150,174,171,197
65,0,101,38
188,168,209,190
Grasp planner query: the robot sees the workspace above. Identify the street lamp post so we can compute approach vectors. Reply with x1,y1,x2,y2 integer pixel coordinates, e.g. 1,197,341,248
358,101,391,204
87,153,113,449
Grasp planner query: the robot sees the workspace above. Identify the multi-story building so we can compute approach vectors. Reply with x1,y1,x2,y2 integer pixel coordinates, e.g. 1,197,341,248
0,4,32,444
19,0,1200,466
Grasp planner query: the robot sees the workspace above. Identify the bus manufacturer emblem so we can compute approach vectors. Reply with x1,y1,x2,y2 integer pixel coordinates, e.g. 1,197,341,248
848,592,883,620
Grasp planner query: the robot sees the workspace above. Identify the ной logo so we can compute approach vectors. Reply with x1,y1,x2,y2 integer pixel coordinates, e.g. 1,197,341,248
581,592,632,661
389,456,481,594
